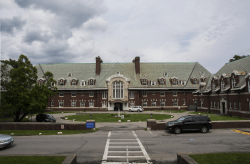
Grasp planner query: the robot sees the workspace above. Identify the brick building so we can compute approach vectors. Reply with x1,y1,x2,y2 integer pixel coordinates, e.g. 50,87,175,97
36,56,250,118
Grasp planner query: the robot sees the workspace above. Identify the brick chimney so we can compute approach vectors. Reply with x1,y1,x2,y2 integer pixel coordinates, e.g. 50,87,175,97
133,56,140,74
96,56,103,75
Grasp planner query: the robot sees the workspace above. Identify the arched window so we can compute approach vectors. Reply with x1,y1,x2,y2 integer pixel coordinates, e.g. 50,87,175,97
232,78,236,88
113,81,124,99
221,80,225,89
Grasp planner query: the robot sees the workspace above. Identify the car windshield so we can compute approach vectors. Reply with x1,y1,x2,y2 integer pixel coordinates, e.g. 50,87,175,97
177,117,185,122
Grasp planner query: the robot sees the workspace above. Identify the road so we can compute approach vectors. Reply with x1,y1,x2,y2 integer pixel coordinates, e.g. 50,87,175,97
1,127,250,164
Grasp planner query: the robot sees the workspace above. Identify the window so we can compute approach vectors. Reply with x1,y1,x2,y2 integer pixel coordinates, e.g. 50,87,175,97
89,80,94,85
59,91,64,97
68,73,72,77
221,81,225,89
183,91,185,95
151,101,156,106
201,101,203,107
130,91,134,99
152,92,155,95
234,102,237,109
60,80,64,86
160,101,165,106
130,103,134,107
89,101,94,107
151,81,156,86
143,101,147,107
214,101,216,107
173,100,178,106
81,81,85,86
142,90,147,97
193,79,197,84
248,81,250,92
239,102,241,110
113,81,124,99
183,99,186,105
72,91,76,97
71,101,76,107
173,91,177,96
172,80,177,85
102,91,107,99
80,102,85,107
229,102,232,109
212,82,216,90
217,102,219,109
211,101,213,107
72,81,76,86
232,78,236,88
89,91,94,97
194,100,197,106
51,101,54,106
38,81,42,86
81,92,84,96
59,101,64,107
142,81,147,85
160,81,164,85
160,91,165,96
102,102,107,107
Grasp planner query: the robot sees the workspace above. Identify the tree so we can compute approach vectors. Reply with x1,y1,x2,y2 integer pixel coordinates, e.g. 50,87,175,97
0,54,57,122
229,55,249,62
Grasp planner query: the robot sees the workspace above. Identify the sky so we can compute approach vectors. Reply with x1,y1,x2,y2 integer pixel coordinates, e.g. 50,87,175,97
1,0,250,74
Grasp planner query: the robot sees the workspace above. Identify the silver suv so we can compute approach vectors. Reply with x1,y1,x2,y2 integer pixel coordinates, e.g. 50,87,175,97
129,106,144,112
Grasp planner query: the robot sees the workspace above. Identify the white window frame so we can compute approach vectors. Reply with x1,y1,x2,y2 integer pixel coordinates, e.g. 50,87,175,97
71,101,76,107
234,102,237,109
81,81,85,86
232,78,236,88
142,90,147,97
89,80,94,85
113,81,124,99
151,101,156,106
51,101,54,106
160,101,165,106
143,101,147,107
59,101,64,107
59,91,64,97
68,73,72,77
60,80,64,86
173,100,178,106
221,80,225,89
72,91,76,97
102,91,107,99
72,81,76,86
151,81,156,86
160,80,164,85
201,101,203,107
80,102,85,107
211,101,213,107
229,102,232,109
102,102,107,107
193,79,197,84
142,81,147,85
212,82,216,90
130,91,134,99
89,91,94,97
89,101,94,107
214,101,216,108
173,91,177,96
160,91,165,96
172,80,177,85
183,99,186,105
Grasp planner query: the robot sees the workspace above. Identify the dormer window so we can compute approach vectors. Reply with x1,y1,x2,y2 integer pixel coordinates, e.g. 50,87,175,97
248,80,250,92
141,77,148,85
88,78,96,86
172,79,177,85
81,81,85,86
212,82,216,90
151,81,156,86
142,81,147,85
221,80,225,89
193,79,198,84
232,78,236,88
160,81,164,85
68,73,72,77
180,80,186,85
59,80,64,86
72,80,76,86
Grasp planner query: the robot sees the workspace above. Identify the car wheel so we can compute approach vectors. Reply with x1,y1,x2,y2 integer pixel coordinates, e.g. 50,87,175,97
129,109,131,112
174,127,181,134
138,109,140,112
201,126,208,133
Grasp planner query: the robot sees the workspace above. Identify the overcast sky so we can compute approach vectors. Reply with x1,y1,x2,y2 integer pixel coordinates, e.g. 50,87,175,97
1,0,250,74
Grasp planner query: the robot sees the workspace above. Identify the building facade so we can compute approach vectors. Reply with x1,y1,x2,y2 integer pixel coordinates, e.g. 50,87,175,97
36,56,250,118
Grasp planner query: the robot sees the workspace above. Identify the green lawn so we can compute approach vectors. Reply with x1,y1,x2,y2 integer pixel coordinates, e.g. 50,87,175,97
189,112,215,115
0,129,98,136
45,111,79,114
189,112,248,121
66,113,172,122
154,110,186,113
0,156,66,164
189,153,250,164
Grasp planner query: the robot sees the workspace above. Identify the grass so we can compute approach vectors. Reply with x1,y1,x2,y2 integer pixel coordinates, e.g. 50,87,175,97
0,129,98,136
189,112,249,121
45,111,79,114
154,110,187,113
66,113,172,122
0,156,66,164
189,153,250,164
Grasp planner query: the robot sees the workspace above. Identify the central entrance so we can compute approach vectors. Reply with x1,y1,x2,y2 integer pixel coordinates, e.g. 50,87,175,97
114,103,123,111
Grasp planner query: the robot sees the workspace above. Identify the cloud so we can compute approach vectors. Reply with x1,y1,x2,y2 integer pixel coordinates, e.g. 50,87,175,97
0,16,26,34
22,29,52,44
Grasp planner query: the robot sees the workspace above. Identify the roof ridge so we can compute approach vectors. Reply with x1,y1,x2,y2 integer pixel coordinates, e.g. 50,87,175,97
184,62,197,87
118,63,140,86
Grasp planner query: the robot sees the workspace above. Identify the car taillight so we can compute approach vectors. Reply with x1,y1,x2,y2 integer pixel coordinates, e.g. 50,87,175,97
209,122,212,124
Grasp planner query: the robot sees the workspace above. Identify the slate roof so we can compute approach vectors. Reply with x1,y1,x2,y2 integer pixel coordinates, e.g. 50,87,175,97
36,60,212,90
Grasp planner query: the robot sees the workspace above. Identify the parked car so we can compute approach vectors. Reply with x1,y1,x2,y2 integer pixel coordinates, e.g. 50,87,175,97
129,106,144,112
165,115,212,134
36,114,56,122
0,134,14,149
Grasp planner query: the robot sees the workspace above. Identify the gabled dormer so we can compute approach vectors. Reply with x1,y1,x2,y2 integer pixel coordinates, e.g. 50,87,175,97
220,73,229,92
211,76,219,91
180,80,186,85
245,73,250,92
58,78,66,86
158,77,165,85
68,72,72,77
71,78,78,86
191,77,199,85
88,77,96,86
141,77,148,85
80,80,86,86
38,78,45,86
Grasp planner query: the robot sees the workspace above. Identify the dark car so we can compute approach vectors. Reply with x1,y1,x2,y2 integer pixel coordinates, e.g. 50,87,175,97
165,115,212,134
36,114,56,122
